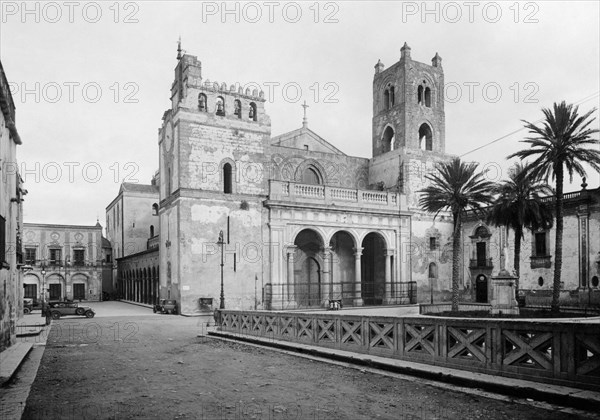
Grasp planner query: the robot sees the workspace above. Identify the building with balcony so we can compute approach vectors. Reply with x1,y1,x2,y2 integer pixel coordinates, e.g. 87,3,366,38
462,186,600,304
0,59,24,352
115,42,458,315
21,222,110,303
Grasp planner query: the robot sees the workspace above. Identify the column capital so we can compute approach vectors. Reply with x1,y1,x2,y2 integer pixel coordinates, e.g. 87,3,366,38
385,249,395,257
286,245,297,255
353,247,363,257
322,245,332,255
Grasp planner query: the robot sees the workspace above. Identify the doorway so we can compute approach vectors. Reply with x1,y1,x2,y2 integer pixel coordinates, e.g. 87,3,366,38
476,275,488,303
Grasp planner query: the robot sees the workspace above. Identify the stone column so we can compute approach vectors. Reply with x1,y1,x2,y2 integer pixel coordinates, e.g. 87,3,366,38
353,247,363,306
322,246,332,306
384,249,393,304
287,246,297,309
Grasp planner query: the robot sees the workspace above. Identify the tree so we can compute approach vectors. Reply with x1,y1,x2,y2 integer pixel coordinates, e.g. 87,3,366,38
487,162,553,290
419,158,495,311
508,101,600,312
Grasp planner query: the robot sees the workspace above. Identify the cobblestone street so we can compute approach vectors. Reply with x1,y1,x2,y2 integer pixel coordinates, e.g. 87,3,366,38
12,303,594,420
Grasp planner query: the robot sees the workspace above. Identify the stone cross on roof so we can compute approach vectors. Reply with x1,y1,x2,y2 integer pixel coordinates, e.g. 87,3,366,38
302,100,309,128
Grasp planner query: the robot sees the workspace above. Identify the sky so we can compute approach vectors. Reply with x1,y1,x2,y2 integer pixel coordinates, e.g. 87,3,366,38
1,1,599,228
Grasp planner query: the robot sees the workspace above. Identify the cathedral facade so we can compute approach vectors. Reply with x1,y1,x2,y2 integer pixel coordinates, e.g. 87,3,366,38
152,43,455,314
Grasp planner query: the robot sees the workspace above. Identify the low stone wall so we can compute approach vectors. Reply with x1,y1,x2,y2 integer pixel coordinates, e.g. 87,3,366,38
419,303,491,315
218,310,600,391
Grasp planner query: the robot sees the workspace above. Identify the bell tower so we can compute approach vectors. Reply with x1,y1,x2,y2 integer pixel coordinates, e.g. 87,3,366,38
372,43,445,157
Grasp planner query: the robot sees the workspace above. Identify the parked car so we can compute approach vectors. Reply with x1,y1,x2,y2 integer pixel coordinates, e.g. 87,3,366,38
154,299,178,314
23,298,34,314
45,301,95,319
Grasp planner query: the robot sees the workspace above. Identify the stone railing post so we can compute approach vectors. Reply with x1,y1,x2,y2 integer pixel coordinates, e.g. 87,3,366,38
287,246,297,309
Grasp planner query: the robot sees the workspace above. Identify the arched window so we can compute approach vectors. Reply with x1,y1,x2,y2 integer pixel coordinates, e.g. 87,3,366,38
419,123,433,151
198,93,207,111
249,102,257,121
475,226,489,237
382,126,395,153
591,275,599,287
424,87,432,107
150,225,155,237
384,89,390,110
538,276,544,287
417,85,424,105
390,86,395,106
216,96,225,116
223,163,232,194
152,203,158,216
234,99,242,118
302,167,321,185
428,262,437,279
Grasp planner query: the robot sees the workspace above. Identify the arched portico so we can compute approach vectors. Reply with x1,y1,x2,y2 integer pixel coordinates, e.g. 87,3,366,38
292,229,324,307
361,232,387,305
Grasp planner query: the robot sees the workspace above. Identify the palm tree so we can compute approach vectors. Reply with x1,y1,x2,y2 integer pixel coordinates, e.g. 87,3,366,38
419,158,495,311
487,162,554,290
508,101,600,312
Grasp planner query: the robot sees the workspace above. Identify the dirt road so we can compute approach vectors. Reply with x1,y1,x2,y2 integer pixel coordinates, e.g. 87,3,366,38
21,313,590,419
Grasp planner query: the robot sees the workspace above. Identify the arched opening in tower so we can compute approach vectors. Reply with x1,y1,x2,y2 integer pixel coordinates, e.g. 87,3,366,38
223,163,233,194
417,85,424,105
382,126,395,153
425,87,432,107
419,124,433,151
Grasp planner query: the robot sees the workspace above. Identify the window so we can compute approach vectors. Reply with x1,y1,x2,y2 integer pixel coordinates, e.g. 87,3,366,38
419,123,433,151
150,225,155,237
538,276,544,287
390,86,395,106
304,145,309,151
302,167,321,185
249,102,257,121
592,276,599,287
0,216,5,266
384,89,390,110
73,249,85,266
382,126,395,153
234,99,242,118
216,96,225,116
429,237,437,251
49,248,62,265
424,87,431,107
417,85,424,104
198,93,207,111
428,262,437,278
534,232,547,256
223,163,233,194
152,203,159,215
25,247,36,265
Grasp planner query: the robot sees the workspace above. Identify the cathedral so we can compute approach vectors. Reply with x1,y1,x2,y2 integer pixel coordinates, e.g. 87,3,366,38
106,42,600,315
126,42,454,314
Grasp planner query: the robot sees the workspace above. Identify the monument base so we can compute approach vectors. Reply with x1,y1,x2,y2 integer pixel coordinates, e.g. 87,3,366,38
491,269,520,316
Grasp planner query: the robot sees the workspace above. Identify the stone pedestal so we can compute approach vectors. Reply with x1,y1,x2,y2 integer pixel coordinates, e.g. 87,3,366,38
491,269,520,315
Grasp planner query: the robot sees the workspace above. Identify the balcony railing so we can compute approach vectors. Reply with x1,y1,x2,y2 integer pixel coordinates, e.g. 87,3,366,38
530,255,552,269
268,180,404,211
469,258,493,269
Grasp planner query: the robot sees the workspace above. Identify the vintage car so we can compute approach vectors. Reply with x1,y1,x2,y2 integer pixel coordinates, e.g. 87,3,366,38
153,299,178,314
45,301,95,319
23,298,34,314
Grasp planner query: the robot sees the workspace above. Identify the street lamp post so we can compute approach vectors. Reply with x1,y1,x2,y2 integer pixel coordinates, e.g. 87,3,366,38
218,230,225,309
40,264,47,322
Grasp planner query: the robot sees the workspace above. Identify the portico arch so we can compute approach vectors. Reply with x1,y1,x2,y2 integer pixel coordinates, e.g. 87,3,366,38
329,231,357,305
361,232,387,305
292,229,324,307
